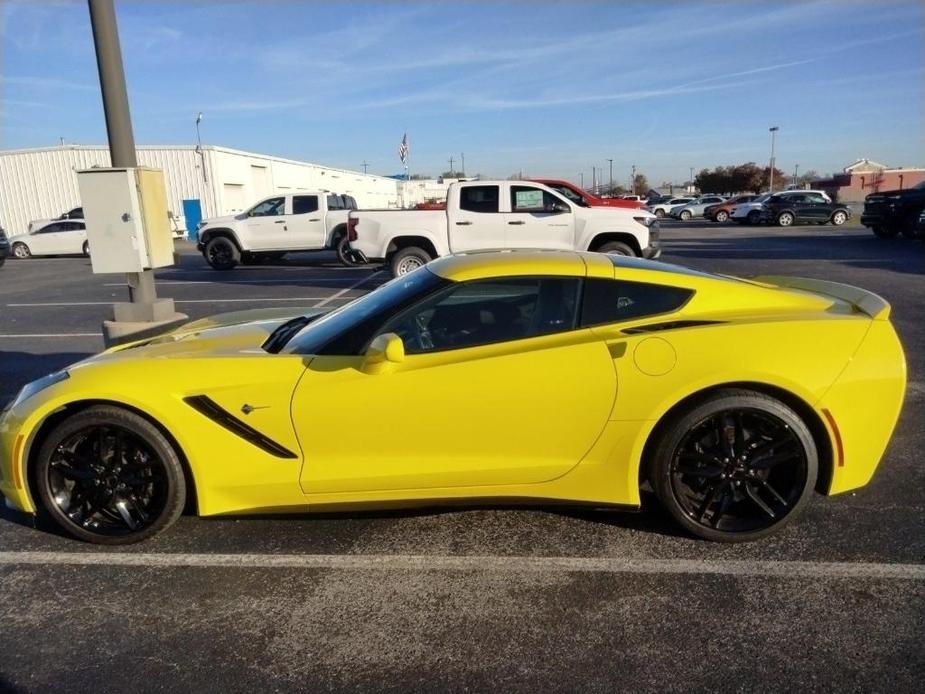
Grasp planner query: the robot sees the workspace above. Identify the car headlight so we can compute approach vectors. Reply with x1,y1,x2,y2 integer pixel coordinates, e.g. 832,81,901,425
6,371,69,411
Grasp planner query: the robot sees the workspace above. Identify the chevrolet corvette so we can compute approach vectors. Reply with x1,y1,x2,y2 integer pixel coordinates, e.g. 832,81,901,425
0,250,906,544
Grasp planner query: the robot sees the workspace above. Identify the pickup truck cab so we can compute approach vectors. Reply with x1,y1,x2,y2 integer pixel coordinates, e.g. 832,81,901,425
529,179,644,209
196,191,358,270
348,180,659,276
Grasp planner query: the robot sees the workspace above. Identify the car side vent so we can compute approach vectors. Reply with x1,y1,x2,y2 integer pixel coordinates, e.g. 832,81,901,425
184,395,298,459
622,320,723,335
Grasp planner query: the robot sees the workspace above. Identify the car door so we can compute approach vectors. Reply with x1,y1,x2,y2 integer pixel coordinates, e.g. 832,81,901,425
804,192,832,222
28,222,68,255
284,194,327,249
449,184,507,251
504,184,575,249
292,276,617,494
242,196,288,249
62,221,87,253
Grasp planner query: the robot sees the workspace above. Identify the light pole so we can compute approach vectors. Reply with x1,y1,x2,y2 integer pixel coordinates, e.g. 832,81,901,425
195,112,207,183
579,172,584,189
448,156,454,176
689,167,694,193
769,126,779,192
461,152,465,177
607,158,613,194
793,163,799,187
362,160,369,174
631,164,636,195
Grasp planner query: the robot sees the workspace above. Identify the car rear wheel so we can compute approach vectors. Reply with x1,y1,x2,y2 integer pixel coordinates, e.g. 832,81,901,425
390,246,433,276
680,210,692,221
204,236,240,270
649,389,817,542
715,211,729,223
596,241,635,257
654,209,666,219
35,406,186,545
12,242,31,259
831,211,848,226
747,210,762,225
82,241,90,257
777,212,795,227
335,235,360,266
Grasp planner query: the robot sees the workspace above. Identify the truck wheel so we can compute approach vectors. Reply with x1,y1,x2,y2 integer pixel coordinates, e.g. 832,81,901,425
596,241,635,257
335,236,359,266
872,226,899,239
204,237,240,270
390,247,432,276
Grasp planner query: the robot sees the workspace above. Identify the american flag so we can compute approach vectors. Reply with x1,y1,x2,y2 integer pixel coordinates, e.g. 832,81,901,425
398,132,409,165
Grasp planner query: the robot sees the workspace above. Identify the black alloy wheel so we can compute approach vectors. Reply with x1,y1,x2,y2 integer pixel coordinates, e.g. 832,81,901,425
35,406,185,544
651,390,817,542
336,235,359,266
205,236,240,270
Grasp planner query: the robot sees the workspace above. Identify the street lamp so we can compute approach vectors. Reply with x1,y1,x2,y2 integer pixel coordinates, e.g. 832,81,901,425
689,167,694,193
769,126,779,192
195,112,207,183
607,158,613,194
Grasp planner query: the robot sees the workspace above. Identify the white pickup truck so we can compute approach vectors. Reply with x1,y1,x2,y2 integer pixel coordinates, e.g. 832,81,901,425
347,180,660,276
196,191,359,269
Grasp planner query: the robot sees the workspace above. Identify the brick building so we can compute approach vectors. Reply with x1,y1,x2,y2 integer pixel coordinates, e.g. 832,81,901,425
812,159,925,204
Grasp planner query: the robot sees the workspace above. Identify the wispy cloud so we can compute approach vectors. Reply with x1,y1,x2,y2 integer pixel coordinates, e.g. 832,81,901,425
1,75,96,91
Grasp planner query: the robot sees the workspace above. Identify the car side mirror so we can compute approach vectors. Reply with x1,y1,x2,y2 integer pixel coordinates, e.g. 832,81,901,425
362,333,405,374
550,202,569,214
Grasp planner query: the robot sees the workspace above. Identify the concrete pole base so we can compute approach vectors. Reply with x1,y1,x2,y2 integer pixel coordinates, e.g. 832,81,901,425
102,312,189,348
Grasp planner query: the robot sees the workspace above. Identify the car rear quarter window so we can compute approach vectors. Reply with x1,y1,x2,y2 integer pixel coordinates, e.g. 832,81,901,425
459,185,500,213
580,278,694,327
326,195,345,210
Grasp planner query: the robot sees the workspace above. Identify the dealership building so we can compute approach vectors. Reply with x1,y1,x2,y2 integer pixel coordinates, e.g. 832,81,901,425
0,144,408,236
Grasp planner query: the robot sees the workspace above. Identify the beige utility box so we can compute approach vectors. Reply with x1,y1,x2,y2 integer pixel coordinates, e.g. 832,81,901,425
76,167,175,273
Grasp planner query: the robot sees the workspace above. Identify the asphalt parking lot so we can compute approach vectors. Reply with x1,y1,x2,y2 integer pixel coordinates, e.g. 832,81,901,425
0,223,923,693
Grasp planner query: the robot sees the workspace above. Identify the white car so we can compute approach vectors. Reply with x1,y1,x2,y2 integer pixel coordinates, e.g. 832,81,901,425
669,196,727,220
9,220,89,258
27,206,84,233
647,197,695,218
731,190,832,224
348,180,660,276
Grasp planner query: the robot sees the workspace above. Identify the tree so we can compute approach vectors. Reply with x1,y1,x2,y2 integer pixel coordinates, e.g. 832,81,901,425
409,173,431,180
759,165,788,192
441,170,465,178
632,173,648,195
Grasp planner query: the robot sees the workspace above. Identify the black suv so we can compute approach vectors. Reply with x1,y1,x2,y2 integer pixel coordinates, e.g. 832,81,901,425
860,180,925,239
0,225,10,267
758,191,851,227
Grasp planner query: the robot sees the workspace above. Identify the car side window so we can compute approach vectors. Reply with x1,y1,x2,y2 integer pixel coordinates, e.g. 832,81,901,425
549,185,589,207
510,186,567,213
38,223,63,234
807,193,827,204
326,195,344,211
293,195,319,215
376,277,581,354
459,185,500,213
580,278,694,326
248,197,286,217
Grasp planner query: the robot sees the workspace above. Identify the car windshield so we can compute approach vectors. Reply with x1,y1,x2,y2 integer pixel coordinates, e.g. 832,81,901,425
281,268,448,355
548,184,589,207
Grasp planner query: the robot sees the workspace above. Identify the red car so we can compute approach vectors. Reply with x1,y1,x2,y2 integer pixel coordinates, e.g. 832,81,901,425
529,179,645,209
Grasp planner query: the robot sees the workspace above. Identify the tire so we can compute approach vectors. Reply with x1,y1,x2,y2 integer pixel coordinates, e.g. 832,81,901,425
777,212,794,227
82,241,90,257
204,236,240,270
0,256,5,268
715,211,729,223
654,209,666,219
746,210,762,225
830,211,848,226
649,389,817,542
12,242,31,259
596,241,635,257
335,235,359,266
680,210,692,221
872,225,899,239
34,405,186,545
389,246,433,276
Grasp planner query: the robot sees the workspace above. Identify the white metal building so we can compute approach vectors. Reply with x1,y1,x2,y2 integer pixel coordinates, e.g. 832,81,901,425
0,145,405,236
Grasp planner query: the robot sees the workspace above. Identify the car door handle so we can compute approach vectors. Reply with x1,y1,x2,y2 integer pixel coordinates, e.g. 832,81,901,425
274,220,286,224
308,218,320,222
455,221,472,226
508,221,525,225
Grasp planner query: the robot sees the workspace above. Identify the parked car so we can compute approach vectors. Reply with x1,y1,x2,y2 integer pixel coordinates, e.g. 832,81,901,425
758,192,851,227
647,197,695,218
0,226,10,267
8,220,89,258
731,191,832,224
347,180,660,276
196,191,359,270
0,250,906,544
704,195,758,222
860,180,925,239
529,179,644,209
28,206,84,233
669,195,727,221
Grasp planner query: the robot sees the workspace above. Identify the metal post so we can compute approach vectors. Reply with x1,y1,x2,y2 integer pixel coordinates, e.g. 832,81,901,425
448,156,454,175
793,163,799,187
461,152,465,177
88,0,183,343
689,167,694,193
631,164,636,195
195,112,207,183
592,166,596,194
579,172,584,189
769,126,779,192
607,158,613,194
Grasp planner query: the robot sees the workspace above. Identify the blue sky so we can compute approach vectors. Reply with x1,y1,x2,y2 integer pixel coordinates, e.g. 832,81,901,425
2,1,923,185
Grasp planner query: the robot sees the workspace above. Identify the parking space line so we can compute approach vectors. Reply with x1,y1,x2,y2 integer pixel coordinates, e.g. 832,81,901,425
6,297,352,307
315,271,385,307
0,552,922,579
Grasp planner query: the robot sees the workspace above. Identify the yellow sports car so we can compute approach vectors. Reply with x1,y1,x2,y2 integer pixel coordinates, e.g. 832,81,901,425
0,251,906,544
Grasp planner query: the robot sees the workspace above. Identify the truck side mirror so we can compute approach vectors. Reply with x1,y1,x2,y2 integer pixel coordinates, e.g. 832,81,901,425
362,333,405,374
550,202,570,214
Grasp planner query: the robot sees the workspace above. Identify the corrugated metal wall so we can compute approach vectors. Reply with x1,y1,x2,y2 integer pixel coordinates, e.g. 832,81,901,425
0,145,403,236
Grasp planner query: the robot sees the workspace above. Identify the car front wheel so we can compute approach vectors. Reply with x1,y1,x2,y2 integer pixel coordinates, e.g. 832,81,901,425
204,237,240,270
654,209,666,219
34,406,186,544
12,242,31,259
649,389,817,542
680,210,692,221
715,211,729,222
747,211,762,225
831,211,848,226
82,241,90,257
777,212,795,227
